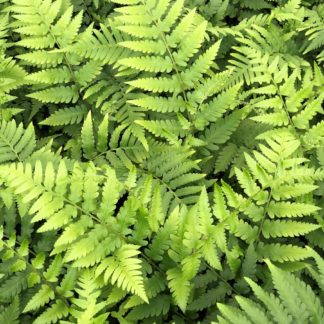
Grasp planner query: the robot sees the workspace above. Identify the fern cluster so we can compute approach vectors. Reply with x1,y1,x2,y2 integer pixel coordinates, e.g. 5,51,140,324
0,0,323,323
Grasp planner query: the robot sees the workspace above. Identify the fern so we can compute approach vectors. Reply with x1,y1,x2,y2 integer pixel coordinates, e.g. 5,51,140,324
40,105,88,126
300,4,324,63
0,120,36,163
0,297,20,324
114,0,239,154
0,0,323,322
69,270,109,323
217,258,324,324
95,244,148,303
215,135,322,263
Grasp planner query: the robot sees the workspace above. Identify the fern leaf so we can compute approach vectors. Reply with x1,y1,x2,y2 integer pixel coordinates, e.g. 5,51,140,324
272,184,318,200
119,56,173,73
17,50,63,66
194,84,241,128
293,96,324,129
235,296,272,324
128,95,187,113
23,284,55,313
97,114,109,153
28,86,79,103
251,112,289,126
268,202,320,218
0,120,36,163
149,184,164,232
26,67,71,84
135,119,184,143
213,184,230,221
306,247,324,290
182,41,221,88
245,278,293,324
217,303,253,324
97,244,148,303
262,220,320,238
75,61,103,87
126,295,170,321
0,298,20,324
40,106,88,126
81,111,95,159
127,76,180,93
235,167,260,196
69,270,108,323
202,109,247,149
167,267,192,312
188,284,229,311
257,243,310,262
173,21,207,67
33,300,69,324
266,260,324,324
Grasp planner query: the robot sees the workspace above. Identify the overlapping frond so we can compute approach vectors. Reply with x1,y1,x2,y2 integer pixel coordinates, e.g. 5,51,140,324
217,259,324,324
0,0,323,322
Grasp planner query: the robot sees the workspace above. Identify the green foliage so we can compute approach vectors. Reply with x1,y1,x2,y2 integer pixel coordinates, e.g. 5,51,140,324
0,120,36,163
217,256,324,324
0,0,323,322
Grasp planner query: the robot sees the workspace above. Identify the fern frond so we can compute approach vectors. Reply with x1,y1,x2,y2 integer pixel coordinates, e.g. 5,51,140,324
267,202,320,218
27,85,79,103
23,284,55,313
40,105,88,126
33,300,69,324
81,111,96,159
266,259,324,324
262,220,320,238
217,257,324,324
0,297,20,324
1,0,324,322
126,294,170,321
70,270,108,323
167,267,191,312
257,243,310,262
67,23,131,65
96,244,148,303
0,120,36,163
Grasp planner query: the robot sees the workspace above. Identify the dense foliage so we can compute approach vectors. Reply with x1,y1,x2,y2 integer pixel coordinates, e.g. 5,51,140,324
0,0,323,323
